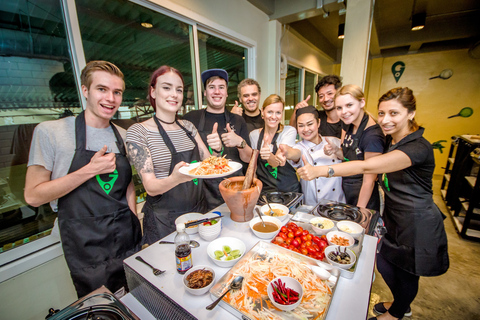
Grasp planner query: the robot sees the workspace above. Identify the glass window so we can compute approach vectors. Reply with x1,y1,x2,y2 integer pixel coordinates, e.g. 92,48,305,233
0,0,80,253
304,71,317,107
75,0,194,119
197,30,247,109
284,65,301,124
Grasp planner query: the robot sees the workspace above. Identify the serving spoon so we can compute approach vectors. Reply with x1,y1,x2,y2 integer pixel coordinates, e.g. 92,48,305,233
254,207,266,227
158,240,200,248
262,195,275,216
206,275,244,310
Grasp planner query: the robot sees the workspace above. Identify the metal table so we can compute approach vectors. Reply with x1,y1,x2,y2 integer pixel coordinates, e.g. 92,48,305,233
122,203,378,320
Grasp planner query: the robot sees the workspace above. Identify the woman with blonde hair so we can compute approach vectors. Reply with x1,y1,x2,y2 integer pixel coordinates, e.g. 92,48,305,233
325,84,385,210
249,94,300,193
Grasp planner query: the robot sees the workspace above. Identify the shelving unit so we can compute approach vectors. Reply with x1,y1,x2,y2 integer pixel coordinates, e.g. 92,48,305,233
443,135,480,241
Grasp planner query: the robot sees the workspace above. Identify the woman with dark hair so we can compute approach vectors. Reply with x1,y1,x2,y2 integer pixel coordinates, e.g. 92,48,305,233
249,94,300,193
324,84,385,210
126,66,212,244
298,87,449,320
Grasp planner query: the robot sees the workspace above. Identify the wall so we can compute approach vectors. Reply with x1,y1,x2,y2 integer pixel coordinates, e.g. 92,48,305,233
0,255,77,320
364,49,480,175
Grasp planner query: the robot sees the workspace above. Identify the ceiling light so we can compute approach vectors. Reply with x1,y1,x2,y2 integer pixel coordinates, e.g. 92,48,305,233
141,21,153,28
338,23,345,39
411,13,425,31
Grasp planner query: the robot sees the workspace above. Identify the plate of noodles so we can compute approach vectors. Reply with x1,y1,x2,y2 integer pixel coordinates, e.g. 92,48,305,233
179,156,242,178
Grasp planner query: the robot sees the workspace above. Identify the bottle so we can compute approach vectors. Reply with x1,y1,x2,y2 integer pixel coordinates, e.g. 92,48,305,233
175,223,193,274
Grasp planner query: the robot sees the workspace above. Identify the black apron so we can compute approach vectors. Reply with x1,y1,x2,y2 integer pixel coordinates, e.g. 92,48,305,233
58,111,142,298
142,117,207,245
341,113,380,210
197,109,242,211
256,129,301,193
379,129,449,276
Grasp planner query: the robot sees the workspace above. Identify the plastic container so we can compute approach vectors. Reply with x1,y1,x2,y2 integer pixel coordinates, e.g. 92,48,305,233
175,223,193,274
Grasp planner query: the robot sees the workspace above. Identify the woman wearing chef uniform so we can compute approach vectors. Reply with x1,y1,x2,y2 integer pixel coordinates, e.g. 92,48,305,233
249,94,300,193
298,87,449,320
325,84,384,210
126,66,214,244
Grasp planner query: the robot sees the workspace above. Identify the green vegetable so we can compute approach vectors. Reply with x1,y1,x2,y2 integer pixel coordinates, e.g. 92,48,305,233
214,250,224,259
223,245,231,254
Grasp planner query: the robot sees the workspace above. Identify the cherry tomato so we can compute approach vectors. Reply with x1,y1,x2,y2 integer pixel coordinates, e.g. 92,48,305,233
287,222,297,229
317,251,325,260
300,242,307,249
281,226,288,233
285,238,292,245
288,245,295,251
302,230,309,236
304,240,312,247
279,232,288,240
287,232,294,238
274,236,284,244
301,248,308,255
307,246,316,254
301,235,308,242
279,243,288,248
312,236,322,245
306,234,313,241
294,229,303,237
294,236,302,245
291,239,300,248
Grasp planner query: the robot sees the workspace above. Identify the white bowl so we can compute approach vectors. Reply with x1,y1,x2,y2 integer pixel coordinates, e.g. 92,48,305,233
249,216,282,239
175,212,204,235
260,204,289,221
324,245,356,270
267,276,303,311
198,213,222,241
309,217,335,235
326,230,355,248
336,220,364,238
206,237,246,268
183,265,215,295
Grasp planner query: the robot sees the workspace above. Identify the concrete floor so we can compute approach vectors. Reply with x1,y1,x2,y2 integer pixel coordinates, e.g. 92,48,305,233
368,176,480,319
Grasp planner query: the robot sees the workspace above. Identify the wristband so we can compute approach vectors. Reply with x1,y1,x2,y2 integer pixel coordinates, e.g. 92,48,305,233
209,145,224,155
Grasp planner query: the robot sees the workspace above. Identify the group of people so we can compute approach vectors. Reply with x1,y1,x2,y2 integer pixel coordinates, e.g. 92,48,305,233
24,60,448,320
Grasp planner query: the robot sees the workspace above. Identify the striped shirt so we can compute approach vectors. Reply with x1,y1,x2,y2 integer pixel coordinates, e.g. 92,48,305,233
126,120,198,179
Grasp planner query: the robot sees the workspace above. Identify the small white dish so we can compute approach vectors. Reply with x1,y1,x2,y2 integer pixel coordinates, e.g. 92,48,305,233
175,212,204,235
267,276,303,311
183,265,215,295
326,230,355,248
249,216,282,239
260,203,289,221
206,237,246,268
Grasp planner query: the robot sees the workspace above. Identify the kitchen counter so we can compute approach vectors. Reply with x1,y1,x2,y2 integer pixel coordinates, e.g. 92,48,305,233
122,204,378,320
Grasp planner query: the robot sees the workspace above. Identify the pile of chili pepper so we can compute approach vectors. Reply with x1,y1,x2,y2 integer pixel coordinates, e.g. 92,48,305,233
270,279,300,305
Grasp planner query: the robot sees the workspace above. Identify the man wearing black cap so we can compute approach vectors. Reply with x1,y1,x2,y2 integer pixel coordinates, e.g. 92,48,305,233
183,68,252,211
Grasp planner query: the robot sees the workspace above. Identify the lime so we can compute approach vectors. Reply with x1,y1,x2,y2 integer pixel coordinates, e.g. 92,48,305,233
214,250,224,259
223,245,231,254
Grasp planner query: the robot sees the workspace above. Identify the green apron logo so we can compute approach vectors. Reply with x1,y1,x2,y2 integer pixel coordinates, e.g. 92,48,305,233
96,169,119,194
265,163,278,179
190,160,199,185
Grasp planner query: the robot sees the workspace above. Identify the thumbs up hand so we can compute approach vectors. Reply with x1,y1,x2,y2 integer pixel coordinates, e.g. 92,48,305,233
207,122,222,152
230,100,243,116
275,144,287,166
221,123,242,148
324,137,339,156
297,155,317,181
294,94,311,111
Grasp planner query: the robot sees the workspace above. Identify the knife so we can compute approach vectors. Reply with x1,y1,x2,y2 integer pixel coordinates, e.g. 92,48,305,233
185,215,224,227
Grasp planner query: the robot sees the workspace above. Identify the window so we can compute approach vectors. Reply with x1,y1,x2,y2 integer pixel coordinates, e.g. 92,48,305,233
304,71,317,107
0,0,253,256
284,65,301,123
0,0,79,253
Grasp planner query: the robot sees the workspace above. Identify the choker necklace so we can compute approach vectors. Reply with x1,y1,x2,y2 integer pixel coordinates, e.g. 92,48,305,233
156,117,175,125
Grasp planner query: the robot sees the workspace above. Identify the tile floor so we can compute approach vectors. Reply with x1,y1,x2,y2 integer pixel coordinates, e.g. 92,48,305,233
368,176,480,319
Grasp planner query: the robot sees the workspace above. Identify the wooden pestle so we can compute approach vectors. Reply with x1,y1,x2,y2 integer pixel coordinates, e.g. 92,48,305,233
242,149,259,190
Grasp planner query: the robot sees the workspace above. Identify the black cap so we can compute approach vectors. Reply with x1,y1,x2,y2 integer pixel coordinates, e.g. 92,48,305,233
201,69,228,88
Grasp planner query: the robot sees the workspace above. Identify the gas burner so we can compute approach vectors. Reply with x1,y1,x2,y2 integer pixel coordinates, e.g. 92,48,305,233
257,192,304,210
46,288,139,320
311,200,380,235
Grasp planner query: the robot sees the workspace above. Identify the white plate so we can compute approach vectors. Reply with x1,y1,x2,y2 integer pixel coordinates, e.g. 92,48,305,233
179,161,242,178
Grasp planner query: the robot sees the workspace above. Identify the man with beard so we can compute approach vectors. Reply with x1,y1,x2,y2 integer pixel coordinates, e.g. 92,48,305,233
290,75,343,138
183,69,252,211
231,78,264,132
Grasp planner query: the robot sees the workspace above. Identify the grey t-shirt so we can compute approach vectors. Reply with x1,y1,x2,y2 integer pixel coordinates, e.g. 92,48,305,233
28,116,126,211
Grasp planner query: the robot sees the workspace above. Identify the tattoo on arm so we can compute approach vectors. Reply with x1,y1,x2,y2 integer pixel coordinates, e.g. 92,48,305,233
199,148,206,160
127,142,154,175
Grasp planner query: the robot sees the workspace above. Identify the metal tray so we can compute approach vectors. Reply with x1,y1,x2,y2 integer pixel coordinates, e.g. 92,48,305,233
289,208,365,279
209,241,340,320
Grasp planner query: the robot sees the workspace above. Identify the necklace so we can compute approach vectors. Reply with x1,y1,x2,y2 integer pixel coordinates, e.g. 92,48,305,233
156,117,176,125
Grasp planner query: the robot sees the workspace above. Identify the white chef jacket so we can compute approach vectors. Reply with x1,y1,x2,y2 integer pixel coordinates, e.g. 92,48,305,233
289,137,345,206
